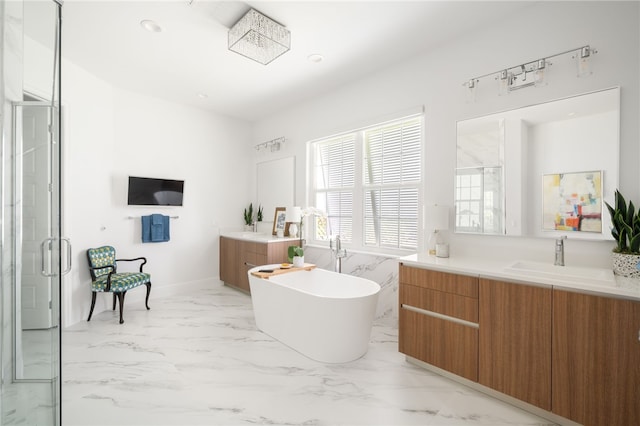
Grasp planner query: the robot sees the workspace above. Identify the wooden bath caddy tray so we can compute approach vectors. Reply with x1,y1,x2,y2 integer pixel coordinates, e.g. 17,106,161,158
251,263,316,279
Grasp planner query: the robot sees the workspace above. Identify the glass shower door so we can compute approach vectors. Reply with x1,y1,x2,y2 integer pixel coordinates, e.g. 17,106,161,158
7,101,63,425
0,1,63,425
13,102,62,381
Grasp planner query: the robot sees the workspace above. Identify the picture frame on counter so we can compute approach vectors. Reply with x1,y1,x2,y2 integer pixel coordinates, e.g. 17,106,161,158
273,207,287,235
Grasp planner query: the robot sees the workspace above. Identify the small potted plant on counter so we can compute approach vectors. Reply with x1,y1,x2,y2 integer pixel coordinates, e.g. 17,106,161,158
605,189,640,278
243,203,254,231
288,246,304,268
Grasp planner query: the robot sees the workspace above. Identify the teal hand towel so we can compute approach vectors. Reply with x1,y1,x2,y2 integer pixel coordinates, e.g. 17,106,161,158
141,214,170,243
151,214,164,241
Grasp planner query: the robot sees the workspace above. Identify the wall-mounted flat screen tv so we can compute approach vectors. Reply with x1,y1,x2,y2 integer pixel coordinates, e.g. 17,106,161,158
127,176,184,206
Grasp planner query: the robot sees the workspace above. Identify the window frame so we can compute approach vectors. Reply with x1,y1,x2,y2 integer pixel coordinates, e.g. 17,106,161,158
454,165,504,235
307,114,424,256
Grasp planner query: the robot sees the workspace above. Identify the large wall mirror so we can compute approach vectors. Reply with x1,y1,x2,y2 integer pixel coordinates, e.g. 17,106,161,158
256,156,295,226
455,87,619,239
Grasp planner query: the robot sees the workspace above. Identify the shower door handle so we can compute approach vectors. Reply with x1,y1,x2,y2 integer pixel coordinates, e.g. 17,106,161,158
61,237,72,275
41,237,72,276
41,237,55,277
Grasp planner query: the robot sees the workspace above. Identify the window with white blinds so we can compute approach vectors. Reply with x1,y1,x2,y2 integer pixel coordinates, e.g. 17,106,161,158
310,115,422,252
313,134,356,243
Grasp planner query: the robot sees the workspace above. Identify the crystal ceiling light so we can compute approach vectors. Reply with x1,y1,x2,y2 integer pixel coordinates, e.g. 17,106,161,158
228,8,291,65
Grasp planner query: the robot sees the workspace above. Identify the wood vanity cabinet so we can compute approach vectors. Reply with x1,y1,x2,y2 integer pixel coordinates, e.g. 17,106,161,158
400,264,640,425
219,236,297,293
398,264,479,381
219,236,239,286
235,241,267,292
478,278,552,411
552,289,640,426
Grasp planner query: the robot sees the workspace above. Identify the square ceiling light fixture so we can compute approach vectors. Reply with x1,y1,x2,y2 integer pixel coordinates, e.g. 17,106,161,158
228,8,291,65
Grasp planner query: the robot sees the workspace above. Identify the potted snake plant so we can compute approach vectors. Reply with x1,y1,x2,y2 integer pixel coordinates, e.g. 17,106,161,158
605,190,640,277
243,203,254,231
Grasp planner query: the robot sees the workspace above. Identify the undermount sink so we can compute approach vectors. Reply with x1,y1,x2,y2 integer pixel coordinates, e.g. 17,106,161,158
225,231,267,240
504,260,615,286
238,232,263,238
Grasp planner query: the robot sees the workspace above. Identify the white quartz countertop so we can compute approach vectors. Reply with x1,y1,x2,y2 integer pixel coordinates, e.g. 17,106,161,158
398,252,640,302
220,231,301,244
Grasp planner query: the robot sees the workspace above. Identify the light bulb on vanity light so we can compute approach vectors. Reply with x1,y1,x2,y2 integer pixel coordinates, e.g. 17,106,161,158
465,79,477,103
497,70,510,96
534,59,547,87
576,46,593,77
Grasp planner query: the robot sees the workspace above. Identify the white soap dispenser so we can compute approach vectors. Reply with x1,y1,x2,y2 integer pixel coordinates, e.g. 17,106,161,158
427,204,449,257
428,229,441,256
436,240,450,258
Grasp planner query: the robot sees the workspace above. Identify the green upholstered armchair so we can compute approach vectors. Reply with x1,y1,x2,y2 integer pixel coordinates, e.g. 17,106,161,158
86,246,151,324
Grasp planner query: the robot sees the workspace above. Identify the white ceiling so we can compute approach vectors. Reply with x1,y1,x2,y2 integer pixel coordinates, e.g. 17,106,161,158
32,1,537,122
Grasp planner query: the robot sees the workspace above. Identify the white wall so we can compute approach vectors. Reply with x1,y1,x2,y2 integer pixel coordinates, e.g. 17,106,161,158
22,1,640,327
59,60,253,327
252,1,640,269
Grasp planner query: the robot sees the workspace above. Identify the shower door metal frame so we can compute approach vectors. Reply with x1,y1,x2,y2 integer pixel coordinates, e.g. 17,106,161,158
11,101,67,385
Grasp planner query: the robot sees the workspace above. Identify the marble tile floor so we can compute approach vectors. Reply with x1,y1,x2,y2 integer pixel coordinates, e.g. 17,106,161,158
62,281,556,426
21,328,58,379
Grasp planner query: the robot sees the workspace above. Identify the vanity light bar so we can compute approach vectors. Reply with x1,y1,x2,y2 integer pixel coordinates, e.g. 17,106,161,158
255,136,286,152
463,44,597,92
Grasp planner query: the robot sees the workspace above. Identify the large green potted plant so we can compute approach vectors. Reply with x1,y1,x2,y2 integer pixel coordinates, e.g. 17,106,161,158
605,190,640,277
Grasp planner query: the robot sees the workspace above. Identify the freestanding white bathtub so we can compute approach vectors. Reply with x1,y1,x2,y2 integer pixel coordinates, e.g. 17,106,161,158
248,265,381,363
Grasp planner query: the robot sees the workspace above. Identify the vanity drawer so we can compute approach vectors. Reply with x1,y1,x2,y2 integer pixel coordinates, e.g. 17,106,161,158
252,242,268,256
399,264,478,298
241,241,266,255
399,307,478,382
400,283,478,323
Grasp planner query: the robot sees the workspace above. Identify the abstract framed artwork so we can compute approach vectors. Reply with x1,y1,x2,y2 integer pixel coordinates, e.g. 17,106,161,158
542,170,602,233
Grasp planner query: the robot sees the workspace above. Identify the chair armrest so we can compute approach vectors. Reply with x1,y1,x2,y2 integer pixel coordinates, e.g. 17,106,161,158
89,265,115,291
116,257,148,272
89,265,114,273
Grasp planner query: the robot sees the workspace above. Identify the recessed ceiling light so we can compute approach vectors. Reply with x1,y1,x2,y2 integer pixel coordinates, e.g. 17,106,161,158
307,54,324,63
140,20,162,33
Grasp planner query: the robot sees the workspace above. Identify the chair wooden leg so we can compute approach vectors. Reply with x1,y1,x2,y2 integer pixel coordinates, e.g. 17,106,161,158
112,293,117,310
144,282,151,310
116,291,126,324
87,292,97,321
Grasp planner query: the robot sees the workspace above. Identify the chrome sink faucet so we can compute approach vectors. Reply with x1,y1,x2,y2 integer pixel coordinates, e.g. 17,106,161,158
554,235,567,266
